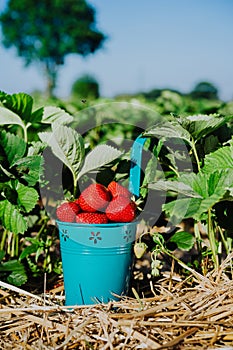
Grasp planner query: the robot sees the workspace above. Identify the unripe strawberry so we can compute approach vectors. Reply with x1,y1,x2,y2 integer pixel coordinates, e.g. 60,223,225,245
56,201,80,222
134,242,148,259
78,183,111,213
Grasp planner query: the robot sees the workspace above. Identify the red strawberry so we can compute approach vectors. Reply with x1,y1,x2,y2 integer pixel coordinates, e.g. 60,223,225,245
56,201,80,222
106,196,136,223
107,181,131,199
76,212,108,224
78,183,111,212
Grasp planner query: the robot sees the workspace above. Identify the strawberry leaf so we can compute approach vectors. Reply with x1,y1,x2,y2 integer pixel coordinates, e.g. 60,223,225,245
1,130,26,166
16,183,39,213
144,120,192,147
162,170,232,223
0,259,27,286
0,106,25,129
77,144,123,179
203,145,233,173
0,200,27,234
41,106,73,125
170,231,194,251
13,155,44,186
39,125,85,188
179,114,232,141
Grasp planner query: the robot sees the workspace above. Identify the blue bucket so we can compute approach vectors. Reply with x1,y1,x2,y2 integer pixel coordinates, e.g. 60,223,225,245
57,137,146,305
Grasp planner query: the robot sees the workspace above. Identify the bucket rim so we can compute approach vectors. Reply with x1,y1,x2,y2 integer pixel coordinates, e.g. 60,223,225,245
56,220,139,228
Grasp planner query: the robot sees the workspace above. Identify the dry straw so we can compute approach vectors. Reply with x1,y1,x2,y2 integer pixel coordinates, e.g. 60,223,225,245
0,254,233,349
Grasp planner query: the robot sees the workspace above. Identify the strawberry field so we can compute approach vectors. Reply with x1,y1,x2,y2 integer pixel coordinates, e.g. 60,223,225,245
0,90,233,349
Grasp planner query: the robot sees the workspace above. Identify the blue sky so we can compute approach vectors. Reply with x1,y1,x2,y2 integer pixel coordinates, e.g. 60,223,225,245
0,0,233,101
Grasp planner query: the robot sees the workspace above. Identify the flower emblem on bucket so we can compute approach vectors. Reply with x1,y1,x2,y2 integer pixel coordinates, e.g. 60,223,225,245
61,229,69,241
124,229,132,242
89,231,102,244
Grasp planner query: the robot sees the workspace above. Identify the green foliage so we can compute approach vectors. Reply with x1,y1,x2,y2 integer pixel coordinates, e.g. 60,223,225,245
0,91,80,285
0,88,232,287
169,231,195,251
0,0,107,96
0,251,27,286
144,112,233,271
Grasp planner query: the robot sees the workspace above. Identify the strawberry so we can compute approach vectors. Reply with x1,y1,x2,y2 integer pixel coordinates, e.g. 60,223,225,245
76,212,108,224
106,196,136,223
107,181,131,199
78,183,111,212
56,201,80,222
134,242,148,259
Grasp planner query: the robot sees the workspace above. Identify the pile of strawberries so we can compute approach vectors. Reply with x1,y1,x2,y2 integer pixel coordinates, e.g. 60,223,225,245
56,181,137,224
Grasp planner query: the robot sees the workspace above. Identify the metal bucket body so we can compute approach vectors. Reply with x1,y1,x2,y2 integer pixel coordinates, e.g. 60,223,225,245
57,220,137,305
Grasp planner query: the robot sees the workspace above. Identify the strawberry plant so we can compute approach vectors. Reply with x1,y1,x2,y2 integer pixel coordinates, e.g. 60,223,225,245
142,113,233,272
0,91,81,285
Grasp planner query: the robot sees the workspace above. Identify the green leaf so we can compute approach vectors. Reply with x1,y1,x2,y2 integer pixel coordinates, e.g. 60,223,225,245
4,92,33,123
163,197,202,224
30,107,44,123
0,259,28,286
77,144,123,179
162,170,232,223
148,179,202,198
1,130,26,166
0,250,5,261
41,106,73,125
203,145,233,174
7,271,27,286
170,231,195,251
144,120,192,146
13,155,44,186
39,125,85,186
19,242,40,260
0,106,25,129
16,183,39,213
180,114,232,141
0,200,27,233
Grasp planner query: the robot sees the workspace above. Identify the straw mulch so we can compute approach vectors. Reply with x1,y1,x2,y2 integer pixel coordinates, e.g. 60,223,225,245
0,254,233,350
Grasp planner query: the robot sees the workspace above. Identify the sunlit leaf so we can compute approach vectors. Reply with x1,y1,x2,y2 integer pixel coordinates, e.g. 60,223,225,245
179,114,232,141
42,106,73,125
39,125,85,186
0,106,25,128
144,120,192,146
77,144,123,179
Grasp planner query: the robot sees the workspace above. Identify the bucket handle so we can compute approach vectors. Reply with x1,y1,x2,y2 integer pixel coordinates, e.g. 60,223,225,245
129,136,147,198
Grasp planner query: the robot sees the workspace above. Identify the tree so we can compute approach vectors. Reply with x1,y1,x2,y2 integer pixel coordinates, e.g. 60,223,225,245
190,81,219,100
0,0,107,97
71,73,100,100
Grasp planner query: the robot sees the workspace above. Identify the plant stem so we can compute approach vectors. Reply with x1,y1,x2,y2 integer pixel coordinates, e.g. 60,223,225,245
218,225,229,255
161,246,204,281
0,229,8,251
194,221,205,273
191,138,201,172
168,164,180,178
23,124,28,143
194,221,202,252
207,209,219,270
